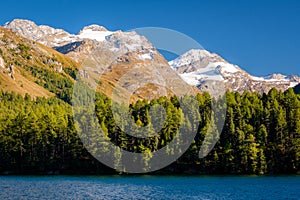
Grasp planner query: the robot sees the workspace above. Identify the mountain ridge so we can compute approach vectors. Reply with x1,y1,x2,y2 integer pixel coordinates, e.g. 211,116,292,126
4,19,195,102
0,26,80,99
169,49,300,93
3,19,300,96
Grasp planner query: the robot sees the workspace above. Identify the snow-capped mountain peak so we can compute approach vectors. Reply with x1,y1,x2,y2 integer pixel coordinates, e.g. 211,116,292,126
78,25,114,42
168,49,242,86
3,19,192,101
4,19,77,47
4,19,153,50
4,19,116,45
80,24,108,32
3,19,300,94
169,49,300,93
4,19,157,64
169,49,225,70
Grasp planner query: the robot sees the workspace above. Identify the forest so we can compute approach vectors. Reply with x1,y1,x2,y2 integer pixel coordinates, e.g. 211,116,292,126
0,87,299,175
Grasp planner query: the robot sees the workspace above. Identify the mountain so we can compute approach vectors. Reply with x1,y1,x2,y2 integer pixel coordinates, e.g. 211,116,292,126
5,19,194,102
169,49,300,94
0,26,79,99
4,19,78,47
4,19,300,97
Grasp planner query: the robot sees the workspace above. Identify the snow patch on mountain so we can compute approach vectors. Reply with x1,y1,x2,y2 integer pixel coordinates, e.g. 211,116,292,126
78,25,114,42
4,19,300,94
169,49,224,70
4,19,156,56
250,74,297,83
290,82,299,88
78,29,113,41
169,49,300,93
4,19,117,46
4,19,77,47
169,50,240,86
180,71,224,86
136,53,154,60
217,63,239,73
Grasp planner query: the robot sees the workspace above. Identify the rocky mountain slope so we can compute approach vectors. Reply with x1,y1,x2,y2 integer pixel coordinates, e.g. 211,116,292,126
0,26,79,99
5,19,78,48
4,19,300,97
169,49,300,94
5,19,194,102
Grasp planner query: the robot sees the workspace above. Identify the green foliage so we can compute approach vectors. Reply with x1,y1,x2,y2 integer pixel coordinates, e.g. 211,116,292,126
64,67,78,80
18,44,30,53
0,88,299,174
26,65,73,103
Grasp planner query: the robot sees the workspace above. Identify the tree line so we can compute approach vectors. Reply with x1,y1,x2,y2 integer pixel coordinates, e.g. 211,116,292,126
0,88,299,174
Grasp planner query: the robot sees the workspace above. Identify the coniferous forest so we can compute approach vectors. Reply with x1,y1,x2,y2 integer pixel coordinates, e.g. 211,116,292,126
0,87,299,175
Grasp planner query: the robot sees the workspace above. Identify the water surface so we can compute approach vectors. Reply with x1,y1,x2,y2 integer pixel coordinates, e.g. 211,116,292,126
0,175,299,199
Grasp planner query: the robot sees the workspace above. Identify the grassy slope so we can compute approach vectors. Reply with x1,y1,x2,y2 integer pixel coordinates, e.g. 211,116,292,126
0,27,80,99
0,27,198,102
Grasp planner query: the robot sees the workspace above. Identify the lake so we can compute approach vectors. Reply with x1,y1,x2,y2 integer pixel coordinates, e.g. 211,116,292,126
0,176,299,199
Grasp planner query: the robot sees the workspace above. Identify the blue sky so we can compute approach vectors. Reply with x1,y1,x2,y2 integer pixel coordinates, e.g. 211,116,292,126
1,0,300,76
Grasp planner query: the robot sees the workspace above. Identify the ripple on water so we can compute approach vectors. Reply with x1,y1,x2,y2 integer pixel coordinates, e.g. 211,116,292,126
0,176,299,200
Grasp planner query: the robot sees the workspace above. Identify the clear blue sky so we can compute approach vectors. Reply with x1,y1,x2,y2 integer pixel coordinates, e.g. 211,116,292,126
1,0,300,76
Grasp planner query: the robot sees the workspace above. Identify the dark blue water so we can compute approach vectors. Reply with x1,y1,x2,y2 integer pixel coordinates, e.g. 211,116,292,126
0,176,299,199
